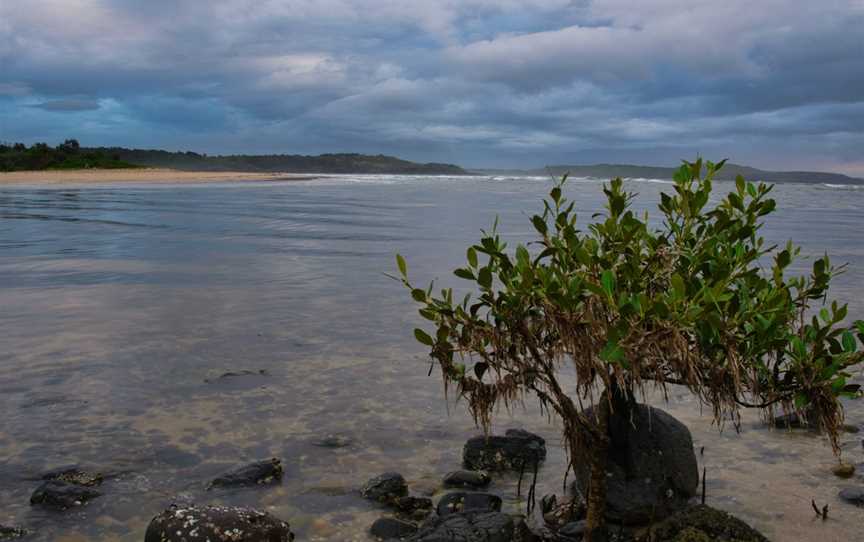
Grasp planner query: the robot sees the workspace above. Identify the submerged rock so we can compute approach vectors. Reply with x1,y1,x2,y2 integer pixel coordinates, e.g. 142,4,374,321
208,458,283,489
394,496,434,520
362,472,409,505
831,462,856,478
410,511,514,542
436,492,502,517
30,480,101,509
0,525,28,539
463,429,546,471
772,410,819,430
40,465,103,487
443,470,491,489
839,487,864,506
645,505,768,542
313,434,354,449
575,404,698,525
558,520,588,540
145,504,293,542
371,517,418,540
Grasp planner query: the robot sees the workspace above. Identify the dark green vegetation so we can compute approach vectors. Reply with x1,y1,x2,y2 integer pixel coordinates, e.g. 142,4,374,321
475,163,863,185
398,159,864,541
90,147,469,174
0,140,468,174
0,140,140,171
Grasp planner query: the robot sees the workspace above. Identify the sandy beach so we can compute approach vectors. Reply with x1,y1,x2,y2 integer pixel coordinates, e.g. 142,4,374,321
0,169,320,186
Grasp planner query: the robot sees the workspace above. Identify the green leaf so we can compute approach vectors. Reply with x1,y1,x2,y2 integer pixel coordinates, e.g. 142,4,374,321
466,248,479,269
735,175,745,194
516,245,530,269
531,215,547,235
819,308,830,323
418,308,437,321
670,274,686,299
600,338,625,364
842,331,857,353
396,254,407,277
478,267,493,289
454,268,475,280
414,328,434,346
601,270,616,297
411,288,427,302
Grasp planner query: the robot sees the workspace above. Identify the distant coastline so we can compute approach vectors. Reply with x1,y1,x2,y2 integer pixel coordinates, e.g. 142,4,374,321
1,140,471,176
0,169,322,185
473,163,864,185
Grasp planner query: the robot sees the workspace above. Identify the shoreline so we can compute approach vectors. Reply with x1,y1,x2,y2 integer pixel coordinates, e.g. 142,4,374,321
0,168,321,186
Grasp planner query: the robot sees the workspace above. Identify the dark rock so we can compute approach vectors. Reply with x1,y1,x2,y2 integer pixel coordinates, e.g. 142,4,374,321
410,511,514,542
30,480,101,509
0,525,28,539
41,465,103,487
463,429,546,471
558,520,587,540
370,517,417,540
362,472,409,504
839,487,864,506
646,504,768,541
443,470,491,489
145,504,293,542
436,492,502,517
208,458,283,489
219,369,269,379
394,496,434,520
575,404,698,525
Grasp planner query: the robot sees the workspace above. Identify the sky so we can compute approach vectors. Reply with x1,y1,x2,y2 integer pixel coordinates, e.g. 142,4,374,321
1,1,863,174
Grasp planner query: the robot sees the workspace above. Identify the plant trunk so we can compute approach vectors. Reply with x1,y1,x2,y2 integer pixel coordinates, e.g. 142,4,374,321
584,381,632,542
584,393,610,542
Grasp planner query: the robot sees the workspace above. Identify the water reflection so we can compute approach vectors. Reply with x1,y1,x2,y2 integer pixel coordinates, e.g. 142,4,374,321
0,176,862,541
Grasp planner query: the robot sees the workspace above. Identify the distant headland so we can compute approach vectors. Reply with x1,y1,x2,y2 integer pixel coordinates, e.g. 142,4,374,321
474,163,864,185
0,140,469,176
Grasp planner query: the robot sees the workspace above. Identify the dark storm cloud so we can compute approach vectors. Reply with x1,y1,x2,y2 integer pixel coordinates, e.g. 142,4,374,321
1,1,862,174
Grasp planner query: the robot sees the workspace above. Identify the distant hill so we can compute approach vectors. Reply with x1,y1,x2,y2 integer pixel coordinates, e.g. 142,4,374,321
94,147,470,175
474,163,863,185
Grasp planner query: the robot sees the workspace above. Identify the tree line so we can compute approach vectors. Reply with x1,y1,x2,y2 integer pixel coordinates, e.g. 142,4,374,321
0,140,139,171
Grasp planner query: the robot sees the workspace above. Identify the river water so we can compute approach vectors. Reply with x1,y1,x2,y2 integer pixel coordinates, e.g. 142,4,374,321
0,175,862,541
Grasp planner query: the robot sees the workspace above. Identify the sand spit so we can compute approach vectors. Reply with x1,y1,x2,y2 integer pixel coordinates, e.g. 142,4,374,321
0,169,321,186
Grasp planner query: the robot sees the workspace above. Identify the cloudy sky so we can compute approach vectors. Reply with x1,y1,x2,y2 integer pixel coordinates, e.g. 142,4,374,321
1,1,863,173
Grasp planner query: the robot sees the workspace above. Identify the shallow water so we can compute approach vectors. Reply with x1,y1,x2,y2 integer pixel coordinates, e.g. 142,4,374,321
0,175,862,541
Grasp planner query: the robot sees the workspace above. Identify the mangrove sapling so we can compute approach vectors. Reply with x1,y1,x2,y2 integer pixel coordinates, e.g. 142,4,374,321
397,159,864,541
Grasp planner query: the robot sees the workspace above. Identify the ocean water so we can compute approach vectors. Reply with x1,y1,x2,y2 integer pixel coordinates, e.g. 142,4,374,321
0,174,862,541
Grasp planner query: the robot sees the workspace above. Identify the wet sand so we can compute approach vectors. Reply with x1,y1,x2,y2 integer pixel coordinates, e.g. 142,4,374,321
0,169,320,185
